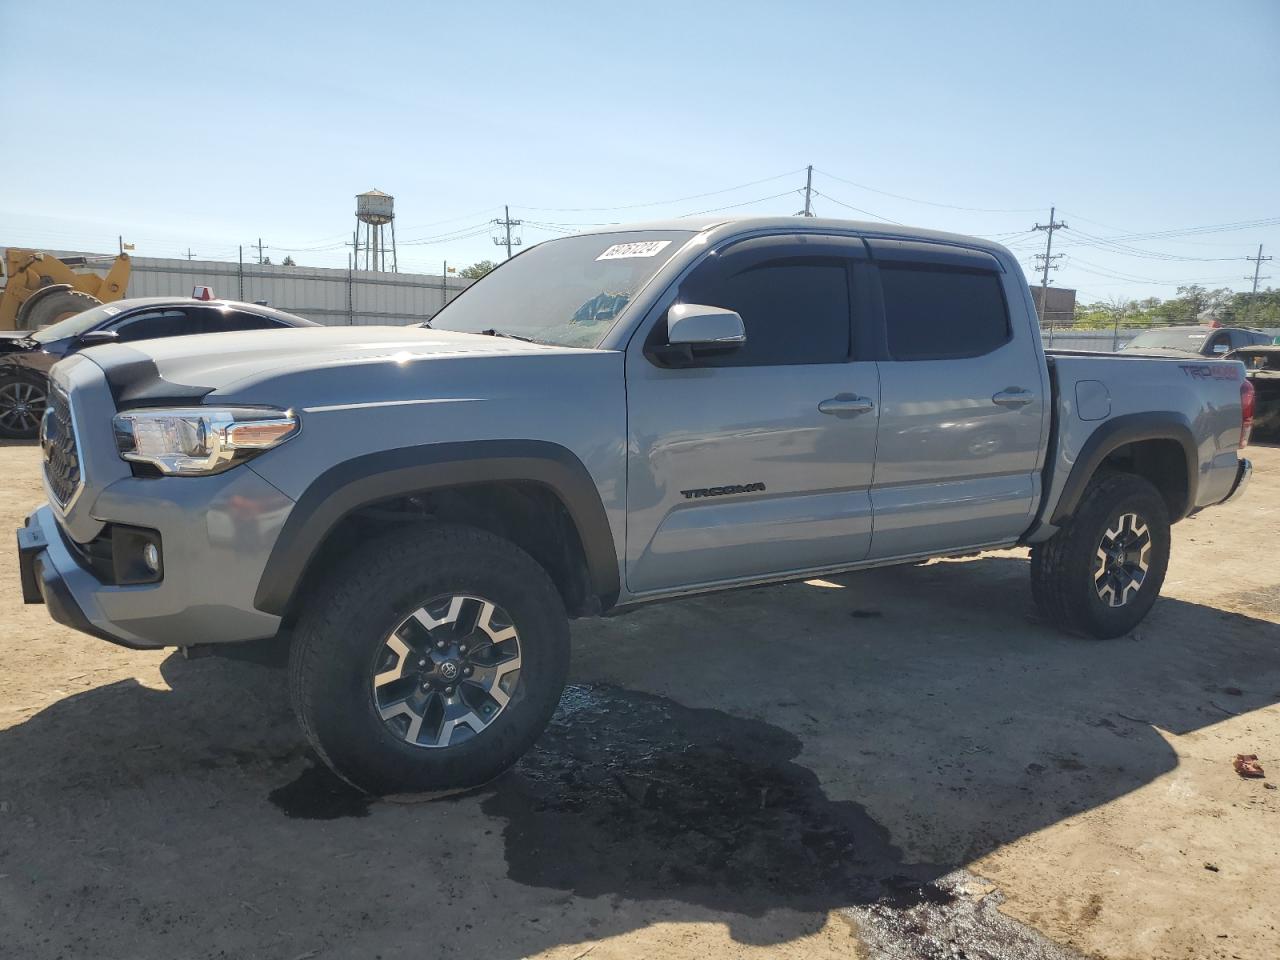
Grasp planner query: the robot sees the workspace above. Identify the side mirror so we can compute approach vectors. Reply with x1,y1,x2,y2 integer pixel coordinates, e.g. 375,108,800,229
647,303,746,368
77,329,119,347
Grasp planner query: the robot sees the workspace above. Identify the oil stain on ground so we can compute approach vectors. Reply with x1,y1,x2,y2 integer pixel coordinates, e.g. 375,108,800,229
485,684,945,913
485,684,1085,958
269,760,371,819
269,683,1082,956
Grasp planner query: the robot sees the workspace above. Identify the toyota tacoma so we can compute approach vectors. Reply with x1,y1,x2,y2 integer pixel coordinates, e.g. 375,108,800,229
17,217,1254,794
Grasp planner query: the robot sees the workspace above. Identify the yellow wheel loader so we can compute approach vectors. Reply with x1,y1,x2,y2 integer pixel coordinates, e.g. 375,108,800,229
0,249,132,331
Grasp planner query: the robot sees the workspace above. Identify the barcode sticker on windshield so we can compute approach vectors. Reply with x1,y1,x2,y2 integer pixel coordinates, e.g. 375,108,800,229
596,240,672,261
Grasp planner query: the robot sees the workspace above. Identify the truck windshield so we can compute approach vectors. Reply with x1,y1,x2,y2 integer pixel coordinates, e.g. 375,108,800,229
1122,329,1208,352
427,230,694,348
29,303,124,343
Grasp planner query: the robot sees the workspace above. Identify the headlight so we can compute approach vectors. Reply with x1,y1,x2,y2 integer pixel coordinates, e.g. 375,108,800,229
112,406,299,476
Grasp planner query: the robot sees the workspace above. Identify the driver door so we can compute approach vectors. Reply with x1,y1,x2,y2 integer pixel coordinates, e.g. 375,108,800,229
624,235,880,594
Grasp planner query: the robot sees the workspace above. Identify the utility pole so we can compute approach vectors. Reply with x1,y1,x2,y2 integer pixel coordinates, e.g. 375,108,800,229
252,237,267,265
1244,244,1272,324
1032,206,1068,343
118,235,123,255
186,248,196,261
492,205,522,259
346,252,354,325
346,230,359,272
802,165,814,217
237,245,244,300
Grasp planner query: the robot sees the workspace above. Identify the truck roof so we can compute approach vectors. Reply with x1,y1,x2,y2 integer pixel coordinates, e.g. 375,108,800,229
576,215,1013,257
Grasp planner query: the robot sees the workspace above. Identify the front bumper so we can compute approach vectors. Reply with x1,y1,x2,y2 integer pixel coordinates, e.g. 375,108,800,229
18,517,127,646
1221,457,1252,505
19,464,295,649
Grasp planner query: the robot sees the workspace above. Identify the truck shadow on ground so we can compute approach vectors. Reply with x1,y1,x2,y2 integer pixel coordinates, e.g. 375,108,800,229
2,554,1278,957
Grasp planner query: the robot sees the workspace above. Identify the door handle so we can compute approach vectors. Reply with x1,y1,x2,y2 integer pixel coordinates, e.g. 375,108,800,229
818,394,875,417
992,388,1034,408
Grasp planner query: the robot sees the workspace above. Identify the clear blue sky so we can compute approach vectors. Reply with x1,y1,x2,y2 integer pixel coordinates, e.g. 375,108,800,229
2,0,1277,303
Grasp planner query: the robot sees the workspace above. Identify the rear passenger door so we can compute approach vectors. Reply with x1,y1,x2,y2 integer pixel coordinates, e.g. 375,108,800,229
867,241,1046,559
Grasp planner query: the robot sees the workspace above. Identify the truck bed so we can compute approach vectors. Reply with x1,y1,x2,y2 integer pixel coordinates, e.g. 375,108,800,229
1038,349,1247,529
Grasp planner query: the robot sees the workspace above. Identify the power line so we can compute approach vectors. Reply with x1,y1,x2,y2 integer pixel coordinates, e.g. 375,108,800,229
813,168,1042,213
1063,256,1244,286
1058,210,1280,247
808,190,905,225
680,190,802,218
517,169,806,213
398,222,496,245
1059,227,1255,262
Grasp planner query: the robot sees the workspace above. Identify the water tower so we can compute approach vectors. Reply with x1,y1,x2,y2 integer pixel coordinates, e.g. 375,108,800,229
354,188,397,272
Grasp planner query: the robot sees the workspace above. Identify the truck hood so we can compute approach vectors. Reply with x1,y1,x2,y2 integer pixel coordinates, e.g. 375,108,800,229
78,325,603,406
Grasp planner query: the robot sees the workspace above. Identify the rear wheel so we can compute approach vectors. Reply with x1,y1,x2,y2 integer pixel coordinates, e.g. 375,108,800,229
1030,472,1171,638
0,372,48,440
288,523,570,795
18,289,102,329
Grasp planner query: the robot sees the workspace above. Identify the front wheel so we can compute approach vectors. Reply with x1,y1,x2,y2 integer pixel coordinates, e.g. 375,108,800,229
288,523,570,795
1030,472,1171,639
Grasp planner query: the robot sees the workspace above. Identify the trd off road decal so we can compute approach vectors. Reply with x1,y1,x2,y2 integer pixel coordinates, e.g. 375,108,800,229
680,482,766,500
1179,363,1241,381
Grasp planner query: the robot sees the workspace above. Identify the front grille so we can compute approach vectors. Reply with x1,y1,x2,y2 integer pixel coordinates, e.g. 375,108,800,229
41,385,82,507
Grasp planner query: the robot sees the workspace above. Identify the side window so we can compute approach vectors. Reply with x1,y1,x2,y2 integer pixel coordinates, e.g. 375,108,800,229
1207,332,1231,355
109,310,198,343
200,309,288,333
677,257,851,366
1227,330,1257,350
879,264,1010,361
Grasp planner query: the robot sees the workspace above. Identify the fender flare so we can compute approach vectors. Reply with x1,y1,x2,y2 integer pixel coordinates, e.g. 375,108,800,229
252,439,620,615
14,283,74,326
1049,412,1199,525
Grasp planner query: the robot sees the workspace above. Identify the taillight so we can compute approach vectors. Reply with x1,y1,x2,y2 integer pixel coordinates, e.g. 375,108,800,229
1241,379,1255,448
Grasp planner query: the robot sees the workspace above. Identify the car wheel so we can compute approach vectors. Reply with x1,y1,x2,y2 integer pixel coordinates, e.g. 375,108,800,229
288,522,570,795
0,372,48,440
1030,472,1171,639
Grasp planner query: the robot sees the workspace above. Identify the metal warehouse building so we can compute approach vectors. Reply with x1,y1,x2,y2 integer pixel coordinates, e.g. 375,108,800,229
20,252,473,327
124,256,472,326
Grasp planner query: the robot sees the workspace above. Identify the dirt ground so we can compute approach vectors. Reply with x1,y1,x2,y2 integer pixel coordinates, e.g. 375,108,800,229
1,439,1277,960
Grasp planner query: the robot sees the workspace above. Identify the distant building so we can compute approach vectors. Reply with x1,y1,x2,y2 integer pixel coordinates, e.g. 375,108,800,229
1032,285,1077,328
16,248,471,326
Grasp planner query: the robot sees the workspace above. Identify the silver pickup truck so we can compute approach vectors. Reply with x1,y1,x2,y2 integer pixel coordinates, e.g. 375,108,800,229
17,216,1254,795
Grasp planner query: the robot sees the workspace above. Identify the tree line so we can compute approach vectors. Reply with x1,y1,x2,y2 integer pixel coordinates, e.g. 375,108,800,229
1072,285,1280,329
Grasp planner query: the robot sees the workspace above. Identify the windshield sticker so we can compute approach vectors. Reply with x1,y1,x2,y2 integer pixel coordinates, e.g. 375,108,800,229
596,240,672,261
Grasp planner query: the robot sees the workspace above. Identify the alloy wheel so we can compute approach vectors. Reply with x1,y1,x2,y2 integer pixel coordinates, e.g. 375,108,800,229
1094,512,1152,607
371,594,522,748
0,380,46,436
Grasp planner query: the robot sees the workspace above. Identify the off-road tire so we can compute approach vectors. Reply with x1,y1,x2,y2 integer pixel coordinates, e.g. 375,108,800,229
0,370,48,440
288,522,570,795
18,289,102,329
1030,472,1171,639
